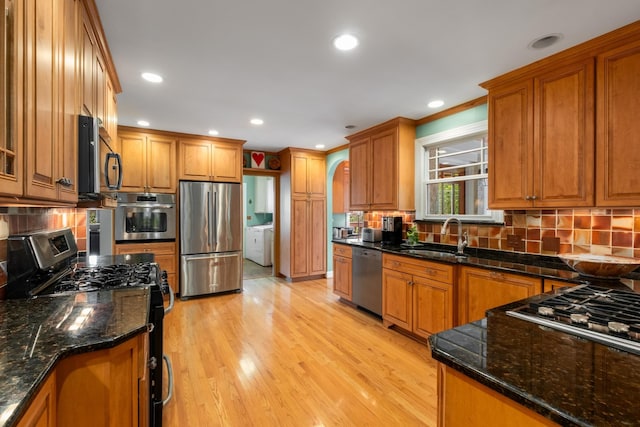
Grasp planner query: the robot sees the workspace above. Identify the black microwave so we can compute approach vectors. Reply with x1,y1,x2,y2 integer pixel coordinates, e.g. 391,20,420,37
78,115,122,199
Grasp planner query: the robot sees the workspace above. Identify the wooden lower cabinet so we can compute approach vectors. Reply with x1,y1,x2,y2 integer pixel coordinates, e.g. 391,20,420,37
458,266,541,324
17,372,56,427
56,334,147,427
115,242,177,295
437,364,558,427
332,243,352,300
382,254,454,339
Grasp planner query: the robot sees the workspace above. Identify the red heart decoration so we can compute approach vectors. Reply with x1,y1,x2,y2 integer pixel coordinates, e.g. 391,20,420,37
252,152,265,166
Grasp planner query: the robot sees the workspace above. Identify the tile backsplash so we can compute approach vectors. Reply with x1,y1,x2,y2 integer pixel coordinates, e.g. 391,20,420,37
413,208,640,258
0,208,87,265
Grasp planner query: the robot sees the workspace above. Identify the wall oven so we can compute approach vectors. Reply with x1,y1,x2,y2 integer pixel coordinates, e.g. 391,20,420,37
115,193,176,242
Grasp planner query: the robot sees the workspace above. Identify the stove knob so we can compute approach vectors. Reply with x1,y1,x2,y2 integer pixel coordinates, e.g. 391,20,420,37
160,270,170,294
148,356,158,370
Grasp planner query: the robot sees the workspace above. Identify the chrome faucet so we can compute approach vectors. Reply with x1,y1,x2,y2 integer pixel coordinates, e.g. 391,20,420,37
441,217,468,255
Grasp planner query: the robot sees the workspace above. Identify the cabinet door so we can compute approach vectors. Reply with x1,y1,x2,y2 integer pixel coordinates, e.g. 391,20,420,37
382,268,412,330
95,52,105,126
534,59,594,207
178,139,211,181
370,128,397,209
348,136,370,210
596,40,640,206
290,198,309,277
291,153,311,197
57,0,78,203
333,255,352,300
212,142,242,183
0,0,22,196
488,80,533,209
307,155,326,197
119,132,146,192
146,136,176,193
16,372,56,427
413,276,453,338
23,0,60,200
458,267,541,324
308,198,326,275
79,3,95,117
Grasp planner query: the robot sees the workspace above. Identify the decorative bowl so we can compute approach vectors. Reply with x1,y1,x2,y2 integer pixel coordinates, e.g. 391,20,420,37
558,253,640,278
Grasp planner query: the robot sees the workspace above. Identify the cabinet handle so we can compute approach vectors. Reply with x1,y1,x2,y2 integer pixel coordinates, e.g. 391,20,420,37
531,195,537,200
524,195,531,201
407,280,414,286
56,177,73,187
490,271,504,280
425,268,436,276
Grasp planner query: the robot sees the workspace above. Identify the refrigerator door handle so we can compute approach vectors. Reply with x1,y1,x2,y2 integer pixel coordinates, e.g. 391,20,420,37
212,191,218,247
207,191,214,249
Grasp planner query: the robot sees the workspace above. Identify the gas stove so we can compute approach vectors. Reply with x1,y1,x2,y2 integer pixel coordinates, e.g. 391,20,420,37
49,262,160,295
507,284,640,356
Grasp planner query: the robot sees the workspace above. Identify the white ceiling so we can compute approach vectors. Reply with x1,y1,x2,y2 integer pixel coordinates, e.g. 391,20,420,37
96,0,640,153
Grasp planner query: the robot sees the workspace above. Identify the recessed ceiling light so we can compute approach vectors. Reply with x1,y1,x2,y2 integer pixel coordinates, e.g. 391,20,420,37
208,129,219,136
141,72,163,83
137,120,150,127
428,100,444,109
528,33,563,50
315,144,325,149
345,125,356,129
250,118,264,125
333,34,359,51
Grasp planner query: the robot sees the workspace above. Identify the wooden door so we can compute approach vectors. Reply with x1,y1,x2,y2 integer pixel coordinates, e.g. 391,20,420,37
291,153,310,197
16,373,56,427
307,155,326,197
333,255,352,300
370,127,397,209
178,139,211,181
290,198,309,277
24,0,60,200
596,39,640,206
348,136,370,210
212,142,242,183
458,267,541,324
488,80,533,209
308,198,326,276
146,136,176,193
413,276,453,338
79,3,95,117
95,52,105,126
382,268,412,330
1,0,23,196
119,132,146,192
534,59,594,207
57,0,78,203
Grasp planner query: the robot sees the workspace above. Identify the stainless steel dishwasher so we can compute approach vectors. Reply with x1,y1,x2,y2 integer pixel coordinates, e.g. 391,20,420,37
351,247,382,316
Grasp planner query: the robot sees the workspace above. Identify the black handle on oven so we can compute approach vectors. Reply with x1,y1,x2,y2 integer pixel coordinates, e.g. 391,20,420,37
162,354,174,406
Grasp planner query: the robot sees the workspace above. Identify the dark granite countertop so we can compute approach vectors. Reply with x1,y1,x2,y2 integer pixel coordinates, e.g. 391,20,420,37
429,300,640,426
0,254,153,427
332,238,640,291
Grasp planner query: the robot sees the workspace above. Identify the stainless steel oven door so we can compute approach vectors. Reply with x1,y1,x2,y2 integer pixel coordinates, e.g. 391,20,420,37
115,193,176,242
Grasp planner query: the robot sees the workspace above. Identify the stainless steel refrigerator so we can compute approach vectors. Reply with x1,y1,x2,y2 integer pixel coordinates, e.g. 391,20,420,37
179,181,242,298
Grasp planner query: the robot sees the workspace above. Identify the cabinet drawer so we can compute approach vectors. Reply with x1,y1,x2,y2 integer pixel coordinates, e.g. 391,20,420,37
383,253,453,284
333,243,352,258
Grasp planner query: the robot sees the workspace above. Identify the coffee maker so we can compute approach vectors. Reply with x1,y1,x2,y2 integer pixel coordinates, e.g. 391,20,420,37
381,216,403,246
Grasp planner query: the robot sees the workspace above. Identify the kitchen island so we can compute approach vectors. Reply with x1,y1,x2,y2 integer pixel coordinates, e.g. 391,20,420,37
429,297,640,426
0,254,154,427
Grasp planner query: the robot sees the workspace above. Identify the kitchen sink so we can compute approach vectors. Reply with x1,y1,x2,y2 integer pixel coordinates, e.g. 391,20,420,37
399,248,465,260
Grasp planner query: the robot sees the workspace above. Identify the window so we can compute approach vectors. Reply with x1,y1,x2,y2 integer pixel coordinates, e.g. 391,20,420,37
415,120,502,222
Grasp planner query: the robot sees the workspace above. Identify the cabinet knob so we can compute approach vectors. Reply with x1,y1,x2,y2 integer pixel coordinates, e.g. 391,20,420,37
407,280,414,286
56,177,73,187
490,271,504,280
425,268,436,276
531,195,537,200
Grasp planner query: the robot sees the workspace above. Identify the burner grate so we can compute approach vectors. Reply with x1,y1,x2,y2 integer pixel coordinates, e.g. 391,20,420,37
50,263,158,294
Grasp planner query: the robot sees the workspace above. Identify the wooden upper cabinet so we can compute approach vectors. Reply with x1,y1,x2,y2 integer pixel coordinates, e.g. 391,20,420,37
178,138,244,183
178,139,211,181
346,117,415,211
119,129,177,193
596,39,640,206
289,150,326,198
486,58,595,209
348,136,370,210
79,3,95,118
212,142,243,182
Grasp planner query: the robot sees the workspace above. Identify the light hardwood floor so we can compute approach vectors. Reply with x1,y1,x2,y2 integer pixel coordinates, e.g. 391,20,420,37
163,276,438,426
